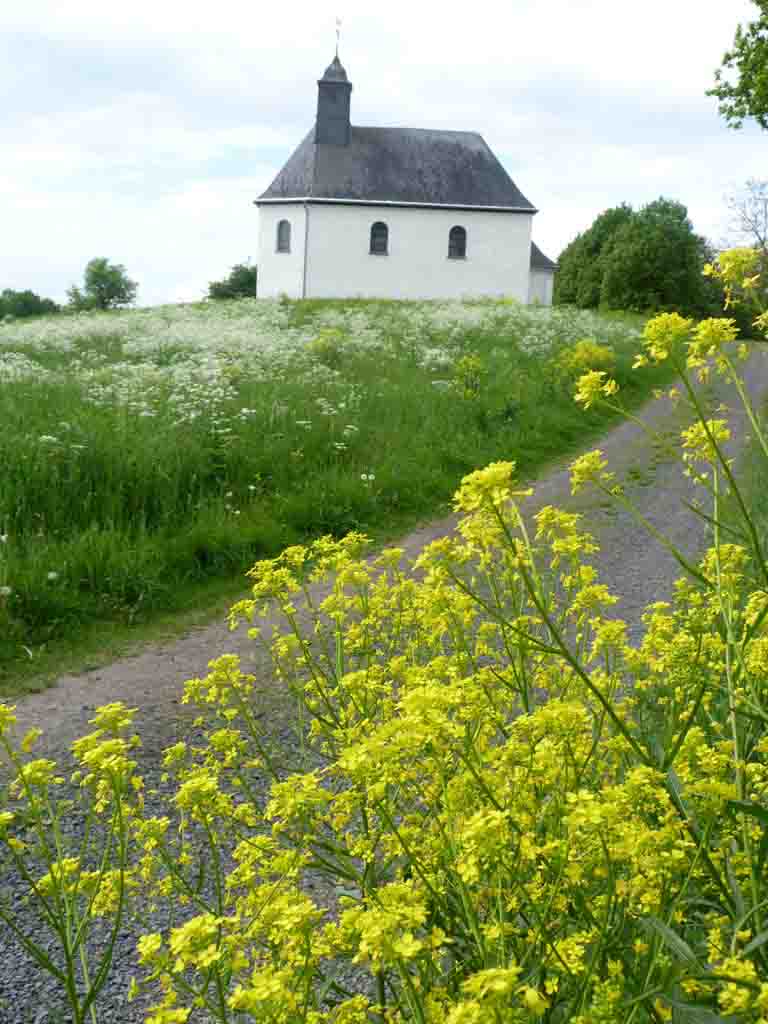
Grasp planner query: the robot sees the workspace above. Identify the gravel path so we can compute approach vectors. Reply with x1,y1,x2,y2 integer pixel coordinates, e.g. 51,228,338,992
2,352,768,1022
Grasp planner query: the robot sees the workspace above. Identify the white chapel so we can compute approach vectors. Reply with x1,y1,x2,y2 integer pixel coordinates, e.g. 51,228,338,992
255,55,557,303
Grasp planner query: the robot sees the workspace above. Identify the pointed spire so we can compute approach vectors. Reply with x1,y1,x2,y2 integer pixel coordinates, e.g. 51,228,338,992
316,50,352,145
321,55,349,82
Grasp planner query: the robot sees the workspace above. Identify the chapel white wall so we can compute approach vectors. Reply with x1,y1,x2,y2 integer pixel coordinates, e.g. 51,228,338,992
528,269,554,306
304,205,533,301
257,204,307,298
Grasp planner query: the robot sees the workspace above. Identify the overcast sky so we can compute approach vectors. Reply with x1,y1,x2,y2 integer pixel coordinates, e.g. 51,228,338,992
1,0,765,307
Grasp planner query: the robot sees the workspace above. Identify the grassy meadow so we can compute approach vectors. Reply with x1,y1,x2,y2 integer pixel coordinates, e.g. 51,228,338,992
0,297,668,684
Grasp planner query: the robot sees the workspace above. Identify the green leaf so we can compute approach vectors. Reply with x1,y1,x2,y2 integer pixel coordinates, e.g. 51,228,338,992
727,798,768,825
725,855,746,920
666,767,698,829
759,829,768,877
744,927,768,955
666,997,727,1024
644,916,701,968
726,800,768,874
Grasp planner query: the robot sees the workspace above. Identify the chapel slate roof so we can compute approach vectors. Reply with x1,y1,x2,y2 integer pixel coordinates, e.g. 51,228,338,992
258,126,537,210
530,241,558,271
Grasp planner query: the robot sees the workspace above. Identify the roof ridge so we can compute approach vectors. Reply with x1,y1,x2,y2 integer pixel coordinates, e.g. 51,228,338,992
353,124,482,135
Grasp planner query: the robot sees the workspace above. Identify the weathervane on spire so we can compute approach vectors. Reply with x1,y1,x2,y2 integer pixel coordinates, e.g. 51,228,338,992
335,16,342,58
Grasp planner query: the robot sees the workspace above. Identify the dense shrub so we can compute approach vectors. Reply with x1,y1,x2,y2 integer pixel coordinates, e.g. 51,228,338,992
555,198,729,319
553,204,633,308
0,288,59,320
207,263,258,300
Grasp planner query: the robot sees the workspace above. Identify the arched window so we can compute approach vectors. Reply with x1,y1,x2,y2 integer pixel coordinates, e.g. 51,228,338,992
448,225,467,260
276,219,291,253
370,221,388,255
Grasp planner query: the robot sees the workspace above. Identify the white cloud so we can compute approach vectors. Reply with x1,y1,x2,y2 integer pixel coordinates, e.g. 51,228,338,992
0,0,764,304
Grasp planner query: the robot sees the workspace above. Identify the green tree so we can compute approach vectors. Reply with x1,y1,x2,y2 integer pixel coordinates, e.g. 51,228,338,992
67,258,138,311
709,0,768,129
207,263,257,300
0,289,59,320
555,199,720,317
599,199,711,314
554,204,633,307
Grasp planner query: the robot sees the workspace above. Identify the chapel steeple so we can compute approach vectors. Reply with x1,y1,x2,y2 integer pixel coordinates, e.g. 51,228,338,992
315,55,352,146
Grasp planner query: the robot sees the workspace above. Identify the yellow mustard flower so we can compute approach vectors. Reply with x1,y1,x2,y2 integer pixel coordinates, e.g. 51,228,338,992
686,317,739,370
680,418,730,467
0,704,17,736
569,449,614,495
574,369,618,408
642,312,694,362
520,986,550,1016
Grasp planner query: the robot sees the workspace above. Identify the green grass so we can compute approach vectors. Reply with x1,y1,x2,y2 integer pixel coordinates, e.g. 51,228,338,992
0,298,669,692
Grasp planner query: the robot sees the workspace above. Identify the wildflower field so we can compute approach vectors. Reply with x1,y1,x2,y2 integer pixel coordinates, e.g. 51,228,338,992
0,298,663,684
1,252,768,1022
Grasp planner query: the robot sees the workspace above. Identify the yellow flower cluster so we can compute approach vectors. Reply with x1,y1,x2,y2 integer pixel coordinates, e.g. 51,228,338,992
638,311,694,364
452,351,486,398
705,247,762,308
569,449,615,495
573,369,619,409
687,317,740,374
116,438,768,1020
681,418,731,468
556,337,616,377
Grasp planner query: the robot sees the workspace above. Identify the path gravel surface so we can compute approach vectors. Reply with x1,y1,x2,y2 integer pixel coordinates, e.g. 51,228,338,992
2,352,768,1022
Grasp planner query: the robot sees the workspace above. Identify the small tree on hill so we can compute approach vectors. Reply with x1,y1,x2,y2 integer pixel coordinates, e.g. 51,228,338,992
67,258,138,311
207,263,258,300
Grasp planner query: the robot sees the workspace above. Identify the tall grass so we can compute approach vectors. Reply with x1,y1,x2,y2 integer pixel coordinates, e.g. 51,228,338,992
0,298,666,678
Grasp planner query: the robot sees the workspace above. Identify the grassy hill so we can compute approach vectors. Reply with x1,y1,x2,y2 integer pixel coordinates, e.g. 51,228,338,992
0,297,667,688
